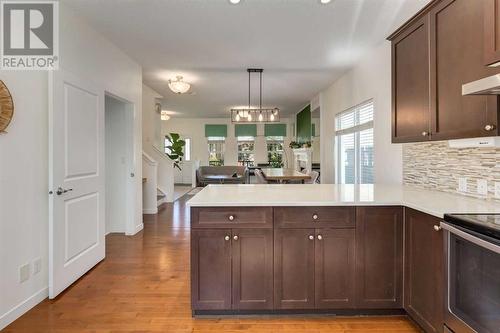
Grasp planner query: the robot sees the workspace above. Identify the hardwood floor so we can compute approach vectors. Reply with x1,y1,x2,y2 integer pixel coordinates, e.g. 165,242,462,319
2,195,421,333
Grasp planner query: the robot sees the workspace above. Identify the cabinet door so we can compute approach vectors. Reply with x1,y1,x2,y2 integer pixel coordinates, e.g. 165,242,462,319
232,229,274,310
191,229,232,310
315,229,355,309
355,207,403,308
274,229,315,309
430,0,499,140
405,208,444,333
392,15,432,143
484,0,500,66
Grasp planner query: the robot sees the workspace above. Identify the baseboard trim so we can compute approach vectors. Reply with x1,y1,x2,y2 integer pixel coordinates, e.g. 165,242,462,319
126,223,144,236
0,287,48,330
142,207,158,214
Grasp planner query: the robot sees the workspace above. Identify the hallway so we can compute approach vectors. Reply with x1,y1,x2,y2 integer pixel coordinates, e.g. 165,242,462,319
2,195,420,333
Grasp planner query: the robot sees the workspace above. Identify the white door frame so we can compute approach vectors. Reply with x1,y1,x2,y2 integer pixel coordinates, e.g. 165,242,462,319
104,92,137,235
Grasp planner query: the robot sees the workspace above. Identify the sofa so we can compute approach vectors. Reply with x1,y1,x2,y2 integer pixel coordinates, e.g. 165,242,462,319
196,166,249,186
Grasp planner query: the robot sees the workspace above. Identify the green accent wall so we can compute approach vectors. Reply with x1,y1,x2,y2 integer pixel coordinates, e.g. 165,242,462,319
235,124,257,137
205,124,227,137
296,104,311,143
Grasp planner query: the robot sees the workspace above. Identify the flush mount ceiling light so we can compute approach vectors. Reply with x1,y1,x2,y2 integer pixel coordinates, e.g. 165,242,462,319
229,0,241,3
320,0,332,3
160,110,170,121
231,68,280,123
168,75,191,94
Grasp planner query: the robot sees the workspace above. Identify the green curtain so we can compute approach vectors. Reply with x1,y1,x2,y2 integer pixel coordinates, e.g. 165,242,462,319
264,124,287,137
205,124,227,137
235,124,257,137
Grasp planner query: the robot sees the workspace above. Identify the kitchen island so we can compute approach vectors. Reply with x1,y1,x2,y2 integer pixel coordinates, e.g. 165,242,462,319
187,184,500,330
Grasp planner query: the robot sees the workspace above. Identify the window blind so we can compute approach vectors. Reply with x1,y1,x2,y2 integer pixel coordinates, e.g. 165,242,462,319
235,124,257,137
264,123,286,137
205,124,227,137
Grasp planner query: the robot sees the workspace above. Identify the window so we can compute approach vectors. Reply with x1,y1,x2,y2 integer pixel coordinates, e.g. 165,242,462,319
335,100,374,184
237,136,255,167
207,136,225,166
266,136,284,167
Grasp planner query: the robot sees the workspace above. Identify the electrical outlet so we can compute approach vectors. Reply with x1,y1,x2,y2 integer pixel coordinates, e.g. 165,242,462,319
495,182,500,199
477,179,488,196
33,258,42,275
458,177,468,192
19,263,30,283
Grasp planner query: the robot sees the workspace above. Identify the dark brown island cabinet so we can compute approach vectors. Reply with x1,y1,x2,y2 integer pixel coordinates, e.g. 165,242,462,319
389,0,500,143
190,205,446,333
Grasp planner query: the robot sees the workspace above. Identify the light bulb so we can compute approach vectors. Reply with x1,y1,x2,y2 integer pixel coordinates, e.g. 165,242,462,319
270,114,275,121
248,113,252,121
236,113,240,121
258,112,263,121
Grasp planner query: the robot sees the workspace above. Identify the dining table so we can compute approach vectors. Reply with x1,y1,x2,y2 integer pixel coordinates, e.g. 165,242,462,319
260,168,311,184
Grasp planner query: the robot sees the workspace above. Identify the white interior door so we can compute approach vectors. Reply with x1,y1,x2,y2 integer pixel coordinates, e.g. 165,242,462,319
49,69,105,299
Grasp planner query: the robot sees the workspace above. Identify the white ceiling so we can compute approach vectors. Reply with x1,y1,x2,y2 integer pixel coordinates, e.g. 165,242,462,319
63,0,429,118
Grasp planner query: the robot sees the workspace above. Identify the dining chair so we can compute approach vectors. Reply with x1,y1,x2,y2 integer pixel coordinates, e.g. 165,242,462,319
304,171,319,184
254,169,268,184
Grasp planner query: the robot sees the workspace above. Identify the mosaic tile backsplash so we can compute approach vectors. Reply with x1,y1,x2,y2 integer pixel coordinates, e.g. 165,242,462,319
403,141,500,201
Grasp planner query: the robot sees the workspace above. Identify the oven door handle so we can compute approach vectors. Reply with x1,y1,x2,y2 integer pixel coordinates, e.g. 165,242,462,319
440,221,500,255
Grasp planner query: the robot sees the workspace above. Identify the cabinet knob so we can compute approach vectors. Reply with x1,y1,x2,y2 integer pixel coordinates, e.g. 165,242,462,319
433,225,442,232
224,235,230,241
228,215,235,221
317,234,323,240
422,131,429,137
308,235,314,240
485,124,496,131
312,214,319,220
233,235,239,241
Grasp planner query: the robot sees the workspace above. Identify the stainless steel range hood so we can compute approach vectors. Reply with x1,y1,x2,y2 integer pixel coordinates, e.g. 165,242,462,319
462,74,500,95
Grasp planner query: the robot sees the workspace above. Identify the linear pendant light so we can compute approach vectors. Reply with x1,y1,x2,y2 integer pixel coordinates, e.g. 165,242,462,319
231,68,280,123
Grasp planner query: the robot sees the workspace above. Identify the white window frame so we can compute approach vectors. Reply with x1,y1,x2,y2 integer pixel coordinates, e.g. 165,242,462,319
207,136,225,166
266,136,284,163
335,100,374,184
237,136,255,166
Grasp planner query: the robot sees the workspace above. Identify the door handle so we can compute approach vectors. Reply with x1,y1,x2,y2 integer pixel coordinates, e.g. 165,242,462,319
55,187,73,196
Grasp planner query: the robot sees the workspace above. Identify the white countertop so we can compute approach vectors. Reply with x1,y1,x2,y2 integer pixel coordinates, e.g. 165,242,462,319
186,184,500,218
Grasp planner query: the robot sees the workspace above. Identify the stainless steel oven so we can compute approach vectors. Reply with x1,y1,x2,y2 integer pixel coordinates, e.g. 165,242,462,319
441,214,500,333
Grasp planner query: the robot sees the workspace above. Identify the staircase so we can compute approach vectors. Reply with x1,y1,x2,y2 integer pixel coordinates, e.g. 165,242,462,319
157,188,167,206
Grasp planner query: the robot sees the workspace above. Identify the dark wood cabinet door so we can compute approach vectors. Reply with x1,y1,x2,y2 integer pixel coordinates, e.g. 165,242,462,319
405,208,444,333
232,229,274,310
274,229,315,309
429,0,499,140
274,207,355,229
191,229,232,310
315,228,356,309
391,15,432,143
355,207,403,309
484,0,500,66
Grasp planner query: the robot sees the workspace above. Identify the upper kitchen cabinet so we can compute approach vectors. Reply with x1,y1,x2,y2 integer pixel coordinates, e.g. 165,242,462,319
484,0,500,66
388,0,500,143
391,16,431,143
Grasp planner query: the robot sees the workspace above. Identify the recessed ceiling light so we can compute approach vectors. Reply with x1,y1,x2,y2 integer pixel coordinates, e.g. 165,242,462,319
229,0,241,4
320,0,331,3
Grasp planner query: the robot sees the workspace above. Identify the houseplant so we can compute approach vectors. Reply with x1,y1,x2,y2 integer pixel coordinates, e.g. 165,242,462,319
165,133,186,170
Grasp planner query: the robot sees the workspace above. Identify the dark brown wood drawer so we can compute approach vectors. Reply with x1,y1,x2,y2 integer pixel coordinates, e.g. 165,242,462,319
274,207,355,229
191,207,273,229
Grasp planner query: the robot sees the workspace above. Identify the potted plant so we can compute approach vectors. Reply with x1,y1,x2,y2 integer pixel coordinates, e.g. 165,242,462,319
289,141,301,149
165,133,186,170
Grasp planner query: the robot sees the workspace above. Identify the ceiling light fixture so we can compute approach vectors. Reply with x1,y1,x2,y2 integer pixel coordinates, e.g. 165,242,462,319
160,111,170,121
231,69,280,123
168,75,191,94
320,0,331,3
229,0,241,3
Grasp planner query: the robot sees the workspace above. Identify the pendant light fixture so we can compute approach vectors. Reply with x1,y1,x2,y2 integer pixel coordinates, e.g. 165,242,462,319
231,68,280,123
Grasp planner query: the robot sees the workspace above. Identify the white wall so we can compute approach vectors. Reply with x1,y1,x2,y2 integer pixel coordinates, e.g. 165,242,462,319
0,72,49,329
142,84,175,202
320,42,402,184
162,118,296,168
105,96,129,234
0,3,143,329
